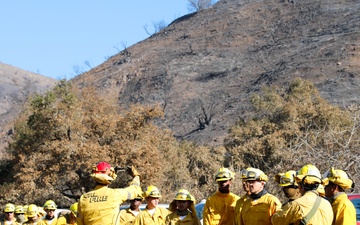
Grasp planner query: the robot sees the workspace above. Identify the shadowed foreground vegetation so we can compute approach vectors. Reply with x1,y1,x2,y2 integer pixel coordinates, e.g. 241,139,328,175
0,78,359,207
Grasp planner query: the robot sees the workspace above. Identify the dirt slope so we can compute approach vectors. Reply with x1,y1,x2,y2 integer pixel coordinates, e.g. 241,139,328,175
0,62,57,156
72,0,360,146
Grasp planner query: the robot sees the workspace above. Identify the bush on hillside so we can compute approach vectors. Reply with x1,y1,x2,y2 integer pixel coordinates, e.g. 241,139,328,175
1,78,358,206
0,80,224,206
225,78,360,197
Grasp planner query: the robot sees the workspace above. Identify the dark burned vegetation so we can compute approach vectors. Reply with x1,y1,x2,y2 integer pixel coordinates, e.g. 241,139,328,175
0,78,359,206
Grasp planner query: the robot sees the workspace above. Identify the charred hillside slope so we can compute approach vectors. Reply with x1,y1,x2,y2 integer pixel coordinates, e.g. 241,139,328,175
72,0,360,146
0,63,57,155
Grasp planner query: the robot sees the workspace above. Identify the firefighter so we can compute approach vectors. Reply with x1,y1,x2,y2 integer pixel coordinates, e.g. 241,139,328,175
23,204,42,225
40,200,57,225
56,202,78,225
274,170,301,205
236,168,281,225
234,168,251,225
165,189,201,225
2,203,19,225
14,205,26,224
22,206,29,222
133,185,170,225
119,194,144,225
323,167,356,225
272,164,333,225
203,167,240,225
77,162,142,225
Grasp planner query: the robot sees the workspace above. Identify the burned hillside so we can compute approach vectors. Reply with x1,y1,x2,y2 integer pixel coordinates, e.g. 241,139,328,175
72,0,360,146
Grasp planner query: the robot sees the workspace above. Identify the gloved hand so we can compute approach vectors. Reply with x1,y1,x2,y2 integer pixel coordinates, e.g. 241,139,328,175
109,167,118,180
127,165,140,177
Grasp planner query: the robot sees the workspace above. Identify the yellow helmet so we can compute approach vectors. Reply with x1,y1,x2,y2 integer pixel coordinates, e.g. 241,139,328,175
174,189,195,202
275,170,297,187
295,164,322,184
43,200,57,210
244,168,268,181
274,172,285,183
215,167,235,181
144,185,162,198
240,168,252,179
322,167,353,190
15,205,25,214
169,189,196,213
26,204,39,217
38,207,46,217
4,203,15,213
70,202,78,216
132,194,144,201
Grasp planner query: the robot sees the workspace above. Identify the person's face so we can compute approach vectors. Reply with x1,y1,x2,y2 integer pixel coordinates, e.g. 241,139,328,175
324,182,337,198
46,209,55,218
15,213,25,221
217,179,232,192
282,185,299,200
176,200,190,212
130,199,142,210
246,180,264,194
146,197,159,210
5,211,15,221
242,180,250,194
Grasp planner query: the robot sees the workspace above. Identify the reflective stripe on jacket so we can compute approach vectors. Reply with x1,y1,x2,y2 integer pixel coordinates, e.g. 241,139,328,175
203,191,240,225
271,191,333,225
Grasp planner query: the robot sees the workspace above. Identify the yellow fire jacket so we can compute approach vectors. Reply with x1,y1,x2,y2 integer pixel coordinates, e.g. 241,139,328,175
236,192,281,225
133,206,170,225
38,218,57,225
203,191,240,225
119,208,140,225
22,217,42,225
234,194,250,225
56,213,77,225
77,176,141,225
1,220,19,225
165,211,201,225
271,191,333,225
330,192,357,225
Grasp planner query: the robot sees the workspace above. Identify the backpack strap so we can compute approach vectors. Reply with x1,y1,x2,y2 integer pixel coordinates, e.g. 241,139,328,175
300,196,322,225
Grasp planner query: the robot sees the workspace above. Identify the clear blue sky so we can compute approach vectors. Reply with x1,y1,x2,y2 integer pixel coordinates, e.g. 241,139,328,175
0,1,191,80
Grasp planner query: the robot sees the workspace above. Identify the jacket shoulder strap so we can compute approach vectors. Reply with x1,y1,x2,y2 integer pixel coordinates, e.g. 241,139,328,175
300,196,322,225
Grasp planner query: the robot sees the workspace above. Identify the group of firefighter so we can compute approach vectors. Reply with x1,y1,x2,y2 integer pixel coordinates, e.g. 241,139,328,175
2,162,357,225
2,200,78,225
